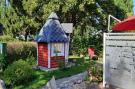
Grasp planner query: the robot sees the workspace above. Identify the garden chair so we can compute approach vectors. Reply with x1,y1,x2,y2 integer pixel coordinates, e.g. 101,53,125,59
88,48,98,60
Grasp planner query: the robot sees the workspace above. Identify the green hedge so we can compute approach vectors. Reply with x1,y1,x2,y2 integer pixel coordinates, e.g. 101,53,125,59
0,35,16,42
4,60,35,87
6,42,37,65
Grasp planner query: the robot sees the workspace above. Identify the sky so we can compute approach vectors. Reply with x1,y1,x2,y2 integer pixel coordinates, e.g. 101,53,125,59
133,0,135,15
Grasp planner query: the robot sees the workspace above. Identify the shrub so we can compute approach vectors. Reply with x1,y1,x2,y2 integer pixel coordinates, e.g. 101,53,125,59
26,55,36,66
56,55,65,70
0,54,6,72
75,58,84,65
92,55,98,60
89,59,95,65
4,60,34,87
0,72,3,79
57,58,65,70
88,64,103,82
7,42,37,64
0,35,16,42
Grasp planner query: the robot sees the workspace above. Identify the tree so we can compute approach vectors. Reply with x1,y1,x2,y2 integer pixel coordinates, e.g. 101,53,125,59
0,0,133,51
0,0,133,36
114,0,133,17
0,0,40,38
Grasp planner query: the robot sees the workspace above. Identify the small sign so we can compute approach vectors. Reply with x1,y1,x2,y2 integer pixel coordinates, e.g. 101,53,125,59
61,23,73,33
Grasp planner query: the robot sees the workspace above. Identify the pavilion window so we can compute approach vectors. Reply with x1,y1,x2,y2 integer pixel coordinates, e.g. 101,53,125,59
51,43,64,56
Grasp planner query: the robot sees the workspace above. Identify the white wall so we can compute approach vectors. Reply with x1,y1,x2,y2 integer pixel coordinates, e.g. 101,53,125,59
103,33,135,89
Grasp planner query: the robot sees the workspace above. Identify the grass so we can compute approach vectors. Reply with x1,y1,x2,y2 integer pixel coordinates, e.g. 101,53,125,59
69,55,81,59
14,63,90,89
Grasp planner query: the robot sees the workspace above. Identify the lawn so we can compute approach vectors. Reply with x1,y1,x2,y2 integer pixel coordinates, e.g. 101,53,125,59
14,62,91,89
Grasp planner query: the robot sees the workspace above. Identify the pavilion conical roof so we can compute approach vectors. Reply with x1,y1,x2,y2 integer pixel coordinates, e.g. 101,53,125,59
36,12,69,43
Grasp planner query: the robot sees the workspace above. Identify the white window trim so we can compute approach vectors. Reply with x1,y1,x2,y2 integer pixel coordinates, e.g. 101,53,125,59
48,44,51,68
51,43,64,57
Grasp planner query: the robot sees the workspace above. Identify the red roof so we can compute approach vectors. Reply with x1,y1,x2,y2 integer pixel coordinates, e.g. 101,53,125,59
112,16,135,31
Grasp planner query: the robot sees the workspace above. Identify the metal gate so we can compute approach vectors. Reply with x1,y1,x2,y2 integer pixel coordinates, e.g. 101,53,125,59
103,33,135,89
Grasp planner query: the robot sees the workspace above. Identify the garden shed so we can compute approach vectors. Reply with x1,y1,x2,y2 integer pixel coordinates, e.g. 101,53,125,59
36,12,70,68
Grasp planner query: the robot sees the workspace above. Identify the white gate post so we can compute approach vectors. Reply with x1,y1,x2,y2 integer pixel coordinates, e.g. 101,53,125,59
103,33,106,87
